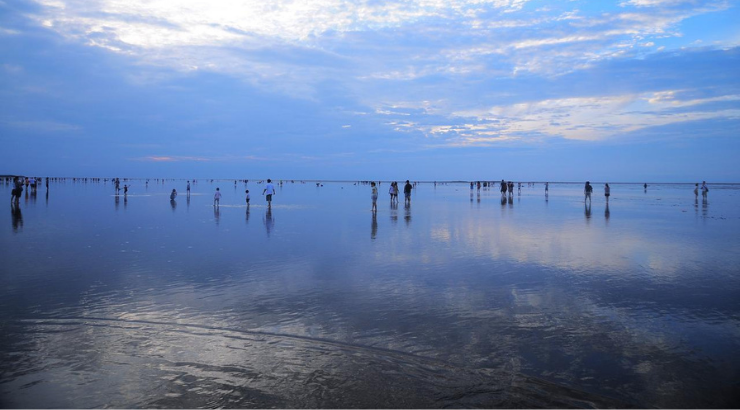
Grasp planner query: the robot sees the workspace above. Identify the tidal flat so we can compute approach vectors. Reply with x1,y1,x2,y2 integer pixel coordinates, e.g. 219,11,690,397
1,180,739,408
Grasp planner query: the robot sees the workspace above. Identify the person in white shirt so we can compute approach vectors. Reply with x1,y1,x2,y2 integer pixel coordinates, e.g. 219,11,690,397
262,179,276,207
214,187,221,207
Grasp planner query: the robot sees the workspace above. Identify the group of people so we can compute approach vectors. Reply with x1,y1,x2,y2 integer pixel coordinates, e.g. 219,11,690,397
207,179,274,208
694,181,710,198
9,176,48,204
383,181,413,205
370,180,413,211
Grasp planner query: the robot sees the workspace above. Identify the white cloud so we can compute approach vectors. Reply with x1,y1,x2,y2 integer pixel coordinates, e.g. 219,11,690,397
375,89,740,147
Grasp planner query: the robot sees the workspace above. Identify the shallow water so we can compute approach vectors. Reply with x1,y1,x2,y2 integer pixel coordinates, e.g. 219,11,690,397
1,180,739,408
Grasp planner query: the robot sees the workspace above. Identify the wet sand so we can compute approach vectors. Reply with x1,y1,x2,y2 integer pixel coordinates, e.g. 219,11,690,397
1,180,739,408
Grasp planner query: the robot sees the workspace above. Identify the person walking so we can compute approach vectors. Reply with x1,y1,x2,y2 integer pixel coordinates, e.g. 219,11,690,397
262,179,276,208
584,181,593,203
214,187,221,206
604,183,610,204
403,180,413,205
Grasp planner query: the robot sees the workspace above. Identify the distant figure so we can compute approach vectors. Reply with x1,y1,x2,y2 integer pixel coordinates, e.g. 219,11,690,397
545,182,549,195
694,183,699,197
517,182,521,194
123,185,128,196
470,182,474,190
186,181,191,196
476,181,481,191
644,183,648,192
245,190,250,206
500,179,507,197
371,182,378,212
45,178,49,191
263,179,276,207
508,181,514,197
403,180,413,205
604,183,610,204
701,181,709,197
214,187,221,206
584,181,593,202
170,189,177,200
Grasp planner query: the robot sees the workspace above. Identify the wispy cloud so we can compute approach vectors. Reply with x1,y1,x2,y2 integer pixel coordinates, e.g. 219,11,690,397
2,119,81,132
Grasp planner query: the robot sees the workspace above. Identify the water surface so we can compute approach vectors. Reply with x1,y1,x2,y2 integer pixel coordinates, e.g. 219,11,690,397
1,180,739,408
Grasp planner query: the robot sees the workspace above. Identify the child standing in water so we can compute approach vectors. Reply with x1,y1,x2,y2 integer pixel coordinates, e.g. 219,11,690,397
214,188,221,206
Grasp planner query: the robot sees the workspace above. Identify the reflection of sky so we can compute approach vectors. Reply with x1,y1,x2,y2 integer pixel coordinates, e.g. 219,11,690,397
1,181,739,407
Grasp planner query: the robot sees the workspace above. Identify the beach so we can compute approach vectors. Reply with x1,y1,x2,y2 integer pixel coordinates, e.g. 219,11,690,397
1,180,739,408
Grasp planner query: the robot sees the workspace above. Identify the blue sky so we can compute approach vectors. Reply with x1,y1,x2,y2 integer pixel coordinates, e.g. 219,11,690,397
1,0,739,181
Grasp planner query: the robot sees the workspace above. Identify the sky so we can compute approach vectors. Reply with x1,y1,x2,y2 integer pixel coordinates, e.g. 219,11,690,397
1,0,739,182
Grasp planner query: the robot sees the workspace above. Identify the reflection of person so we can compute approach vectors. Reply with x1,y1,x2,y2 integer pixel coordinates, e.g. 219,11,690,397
371,182,378,212
585,201,592,221
371,211,377,240
264,207,274,236
11,203,23,231
584,181,593,202
262,179,276,207
605,203,610,221
604,183,610,203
